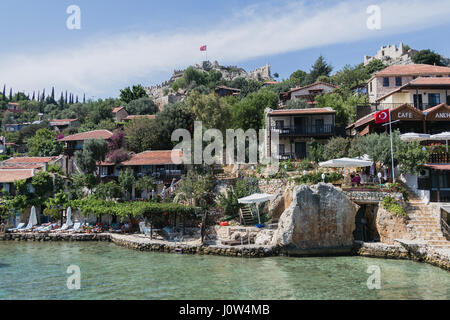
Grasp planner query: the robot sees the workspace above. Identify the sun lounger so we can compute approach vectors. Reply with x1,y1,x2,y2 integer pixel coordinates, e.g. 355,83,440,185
67,222,81,232
7,223,25,232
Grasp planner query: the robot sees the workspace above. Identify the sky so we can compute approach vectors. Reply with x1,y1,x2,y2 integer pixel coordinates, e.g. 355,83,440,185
0,0,449,99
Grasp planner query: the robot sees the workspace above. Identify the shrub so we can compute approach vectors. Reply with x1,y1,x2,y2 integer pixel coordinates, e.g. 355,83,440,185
294,171,343,185
381,196,407,219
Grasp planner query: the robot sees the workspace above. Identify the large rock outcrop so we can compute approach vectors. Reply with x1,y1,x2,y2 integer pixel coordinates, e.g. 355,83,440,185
274,183,359,254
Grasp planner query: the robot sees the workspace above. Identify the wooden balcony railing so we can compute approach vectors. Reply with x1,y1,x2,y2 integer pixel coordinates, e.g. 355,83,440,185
429,152,450,164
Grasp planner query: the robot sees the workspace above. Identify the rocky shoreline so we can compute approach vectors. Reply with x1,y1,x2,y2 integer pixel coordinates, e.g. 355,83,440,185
1,232,449,271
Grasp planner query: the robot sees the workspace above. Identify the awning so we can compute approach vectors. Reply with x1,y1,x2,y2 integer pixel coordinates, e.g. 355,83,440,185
238,193,276,204
319,157,373,168
429,132,450,152
238,193,276,225
424,164,450,171
400,132,430,142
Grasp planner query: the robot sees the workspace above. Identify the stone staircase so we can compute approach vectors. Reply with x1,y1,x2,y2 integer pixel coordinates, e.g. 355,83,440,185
406,199,450,250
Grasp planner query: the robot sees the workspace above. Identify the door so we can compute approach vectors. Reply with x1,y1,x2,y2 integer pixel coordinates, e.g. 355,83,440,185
413,94,423,110
295,142,307,159
447,95,450,105
294,117,307,134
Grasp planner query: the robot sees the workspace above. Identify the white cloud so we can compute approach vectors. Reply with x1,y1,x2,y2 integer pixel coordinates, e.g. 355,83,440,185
0,0,449,97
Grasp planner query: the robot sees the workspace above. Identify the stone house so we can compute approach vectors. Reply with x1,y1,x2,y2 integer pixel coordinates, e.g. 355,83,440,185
265,108,336,160
112,107,129,122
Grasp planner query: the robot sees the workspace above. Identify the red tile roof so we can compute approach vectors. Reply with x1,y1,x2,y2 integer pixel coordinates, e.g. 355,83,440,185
375,64,450,77
112,107,125,113
269,108,336,115
59,130,113,142
424,164,450,171
408,77,450,86
121,150,182,166
287,81,337,94
125,115,156,121
0,169,34,183
4,156,58,164
1,164,42,170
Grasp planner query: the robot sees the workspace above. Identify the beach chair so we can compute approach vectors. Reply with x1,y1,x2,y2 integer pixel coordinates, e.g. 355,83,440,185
67,222,81,232
7,223,25,232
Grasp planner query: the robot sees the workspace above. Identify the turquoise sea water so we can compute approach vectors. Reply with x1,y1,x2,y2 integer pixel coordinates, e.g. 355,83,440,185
0,241,449,300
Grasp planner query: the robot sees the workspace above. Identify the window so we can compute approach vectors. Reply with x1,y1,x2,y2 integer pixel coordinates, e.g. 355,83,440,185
278,144,285,155
395,77,402,86
428,93,440,107
275,120,284,129
369,82,372,92
383,77,390,87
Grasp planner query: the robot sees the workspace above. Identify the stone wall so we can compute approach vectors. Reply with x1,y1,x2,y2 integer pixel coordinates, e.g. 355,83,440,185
375,205,412,244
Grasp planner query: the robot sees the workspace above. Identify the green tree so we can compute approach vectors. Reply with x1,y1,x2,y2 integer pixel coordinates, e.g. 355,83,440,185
231,89,278,131
285,98,309,109
323,137,350,160
308,56,332,83
94,181,122,200
135,176,155,200
364,59,385,75
412,49,445,66
75,139,109,176
124,117,158,153
120,85,148,103
396,141,429,174
26,128,63,156
125,97,158,115
119,168,135,200
186,91,232,133
289,69,308,86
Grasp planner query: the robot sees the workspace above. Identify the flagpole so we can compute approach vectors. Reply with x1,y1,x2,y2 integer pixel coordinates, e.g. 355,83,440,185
389,108,395,183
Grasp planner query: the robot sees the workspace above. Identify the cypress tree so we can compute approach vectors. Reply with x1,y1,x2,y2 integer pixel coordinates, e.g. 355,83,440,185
65,91,68,104
9,88,12,101
32,91,35,101
2,85,5,101
51,87,55,100
83,93,86,103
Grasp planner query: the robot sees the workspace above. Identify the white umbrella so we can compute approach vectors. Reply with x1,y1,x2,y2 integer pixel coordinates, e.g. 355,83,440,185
400,132,430,142
238,193,276,225
429,132,450,152
319,157,373,168
66,207,74,227
26,206,38,229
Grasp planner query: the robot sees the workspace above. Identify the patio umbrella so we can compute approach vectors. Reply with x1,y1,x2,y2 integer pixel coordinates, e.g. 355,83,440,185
400,132,430,142
238,193,276,225
429,132,450,152
319,157,373,168
66,207,74,227
26,206,38,229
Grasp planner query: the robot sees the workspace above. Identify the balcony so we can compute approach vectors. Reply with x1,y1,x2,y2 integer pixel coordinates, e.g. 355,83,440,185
271,124,334,136
374,103,442,111
429,152,450,164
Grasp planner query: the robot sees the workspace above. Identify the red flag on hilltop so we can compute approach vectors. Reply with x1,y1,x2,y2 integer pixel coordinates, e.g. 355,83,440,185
200,45,207,51
374,108,390,124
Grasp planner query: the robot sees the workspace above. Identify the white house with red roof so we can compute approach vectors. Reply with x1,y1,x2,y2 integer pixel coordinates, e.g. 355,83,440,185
265,107,336,160
280,82,337,106
367,64,450,106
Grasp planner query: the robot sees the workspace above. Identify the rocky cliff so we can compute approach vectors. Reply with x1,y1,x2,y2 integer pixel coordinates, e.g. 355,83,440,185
274,183,359,255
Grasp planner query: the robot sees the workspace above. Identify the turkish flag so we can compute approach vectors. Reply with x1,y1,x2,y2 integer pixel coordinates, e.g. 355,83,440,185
374,108,390,124
200,45,207,51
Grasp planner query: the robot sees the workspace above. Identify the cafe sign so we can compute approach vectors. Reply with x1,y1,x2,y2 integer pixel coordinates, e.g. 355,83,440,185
425,104,450,121
390,104,424,121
